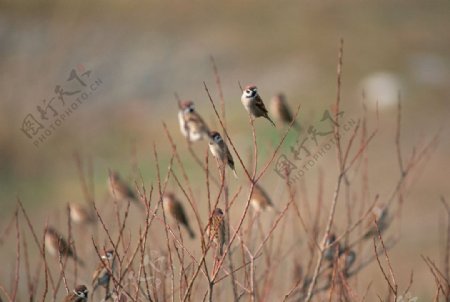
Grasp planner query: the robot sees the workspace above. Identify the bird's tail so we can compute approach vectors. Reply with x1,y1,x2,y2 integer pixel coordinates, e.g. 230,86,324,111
73,255,85,267
231,168,238,179
217,243,224,257
293,121,302,132
265,115,276,127
186,225,196,239
268,204,281,215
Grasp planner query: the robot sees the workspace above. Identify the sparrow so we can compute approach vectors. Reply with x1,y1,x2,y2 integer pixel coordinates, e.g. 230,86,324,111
178,100,210,142
69,203,96,225
163,193,195,238
92,249,116,293
241,84,275,126
364,204,390,239
250,184,276,212
64,285,89,302
323,233,341,262
342,249,356,276
108,171,143,208
208,131,237,178
270,93,301,130
207,208,226,256
45,227,84,266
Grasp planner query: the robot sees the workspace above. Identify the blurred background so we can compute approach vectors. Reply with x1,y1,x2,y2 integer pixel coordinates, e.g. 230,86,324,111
1,0,450,300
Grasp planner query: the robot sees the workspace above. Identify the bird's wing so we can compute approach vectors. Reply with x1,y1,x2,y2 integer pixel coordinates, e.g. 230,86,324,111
173,202,189,226
280,103,293,123
225,146,235,168
92,260,106,284
186,112,209,133
254,95,269,114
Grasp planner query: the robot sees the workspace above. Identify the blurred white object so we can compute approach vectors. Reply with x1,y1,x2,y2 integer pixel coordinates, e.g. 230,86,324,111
408,53,449,87
360,72,402,110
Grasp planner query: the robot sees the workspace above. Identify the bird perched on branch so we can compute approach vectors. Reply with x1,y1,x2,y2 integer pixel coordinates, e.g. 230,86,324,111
342,249,356,276
207,208,226,256
323,233,341,262
364,204,390,239
163,192,196,238
69,203,96,225
178,100,210,142
208,131,238,178
92,249,116,294
250,184,277,212
64,285,89,302
270,93,301,130
108,171,143,208
241,84,275,126
45,227,84,266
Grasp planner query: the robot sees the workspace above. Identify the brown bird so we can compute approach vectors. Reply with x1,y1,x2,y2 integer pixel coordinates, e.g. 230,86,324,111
342,249,356,276
241,84,275,126
92,249,115,294
207,208,226,256
270,93,301,130
250,184,276,212
108,171,143,208
364,204,390,239
45,227,84,266
163,193,195,238
64,285,89,302
323,233,341,262
208,131,237,178
178,100,210,142
69,203,96,225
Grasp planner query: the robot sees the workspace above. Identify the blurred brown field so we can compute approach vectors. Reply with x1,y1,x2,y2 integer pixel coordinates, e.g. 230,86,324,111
1,0,450,301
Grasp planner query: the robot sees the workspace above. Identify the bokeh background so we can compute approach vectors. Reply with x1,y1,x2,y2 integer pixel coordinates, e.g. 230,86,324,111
1,0,450,300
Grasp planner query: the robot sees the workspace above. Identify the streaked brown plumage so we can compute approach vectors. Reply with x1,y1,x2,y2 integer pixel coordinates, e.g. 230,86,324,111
108,171,143,208
270,93,301,130
208,131,237,178
178,100,210,142
163,193,195,238
207,208,226,256
241,84,275,126
64,285,89,302
69,203,96,225
250,184,275,212
45,227,84,266
92,249,115,293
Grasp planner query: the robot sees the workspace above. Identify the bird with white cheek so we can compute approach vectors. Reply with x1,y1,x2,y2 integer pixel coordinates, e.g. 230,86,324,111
178,100,210,142
92,249,116,295
208,131,238,178
241,84,275,126
64,285,88,302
